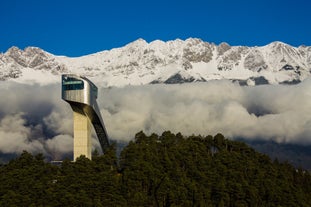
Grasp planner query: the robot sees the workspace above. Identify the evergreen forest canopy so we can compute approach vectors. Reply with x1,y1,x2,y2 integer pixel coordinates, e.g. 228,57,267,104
0,131,310,207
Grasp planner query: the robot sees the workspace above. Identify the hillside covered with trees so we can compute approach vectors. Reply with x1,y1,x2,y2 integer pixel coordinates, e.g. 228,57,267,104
0,131,310,206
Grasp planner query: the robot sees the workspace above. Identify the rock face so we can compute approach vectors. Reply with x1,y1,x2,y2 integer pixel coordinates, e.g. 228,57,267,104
0,46,67,80
244,50,266,72
0,38,310,86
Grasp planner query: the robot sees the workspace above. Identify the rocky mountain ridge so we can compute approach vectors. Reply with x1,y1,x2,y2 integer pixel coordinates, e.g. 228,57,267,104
1,38,310,86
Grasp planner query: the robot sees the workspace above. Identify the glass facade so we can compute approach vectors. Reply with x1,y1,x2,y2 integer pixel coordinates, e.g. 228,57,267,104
62,77,84,90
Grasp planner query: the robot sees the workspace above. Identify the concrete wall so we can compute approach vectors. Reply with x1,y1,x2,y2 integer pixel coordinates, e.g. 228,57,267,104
73,111,92,160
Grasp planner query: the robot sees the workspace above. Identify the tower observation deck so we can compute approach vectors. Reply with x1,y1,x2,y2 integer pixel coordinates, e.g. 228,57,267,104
61,74,109,160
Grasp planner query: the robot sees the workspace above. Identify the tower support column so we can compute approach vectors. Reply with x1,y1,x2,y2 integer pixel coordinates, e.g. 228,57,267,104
73,111,92,160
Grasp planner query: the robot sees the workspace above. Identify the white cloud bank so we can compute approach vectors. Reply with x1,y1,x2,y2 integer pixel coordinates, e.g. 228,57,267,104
100,80,311,144
0,79,311,158
0,82,72,159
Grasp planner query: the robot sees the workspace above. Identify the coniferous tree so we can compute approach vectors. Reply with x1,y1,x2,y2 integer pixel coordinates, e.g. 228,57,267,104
0,132,310,206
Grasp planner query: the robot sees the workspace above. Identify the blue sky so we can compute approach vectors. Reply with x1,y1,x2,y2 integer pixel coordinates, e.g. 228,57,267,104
1,0,310,57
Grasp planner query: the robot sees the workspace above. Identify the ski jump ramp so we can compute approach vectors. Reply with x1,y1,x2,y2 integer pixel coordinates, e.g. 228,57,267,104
61,74,109,160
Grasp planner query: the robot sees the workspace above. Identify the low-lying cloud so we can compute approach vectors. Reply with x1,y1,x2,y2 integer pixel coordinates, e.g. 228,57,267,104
100,80,311,144
0,82,72,159
1,79,311,158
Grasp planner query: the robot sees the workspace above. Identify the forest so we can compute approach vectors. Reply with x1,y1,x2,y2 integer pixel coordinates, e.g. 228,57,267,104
0,131,310,206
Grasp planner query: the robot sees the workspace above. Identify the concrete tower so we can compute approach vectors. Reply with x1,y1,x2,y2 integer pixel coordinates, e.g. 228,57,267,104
61,74,109,160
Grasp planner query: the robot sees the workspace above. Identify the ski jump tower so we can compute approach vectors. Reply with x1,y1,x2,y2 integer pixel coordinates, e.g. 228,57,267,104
61,74,109,160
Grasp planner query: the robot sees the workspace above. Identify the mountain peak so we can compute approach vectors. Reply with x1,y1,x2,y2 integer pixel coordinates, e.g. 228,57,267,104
125,38,148,47
268,41,294,49
5,46,22,55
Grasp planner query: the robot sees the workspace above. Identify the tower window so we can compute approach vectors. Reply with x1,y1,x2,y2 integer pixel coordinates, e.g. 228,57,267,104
62,77,84,90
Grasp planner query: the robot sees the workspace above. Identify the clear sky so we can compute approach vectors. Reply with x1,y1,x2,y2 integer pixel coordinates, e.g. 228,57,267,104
1,0,310,57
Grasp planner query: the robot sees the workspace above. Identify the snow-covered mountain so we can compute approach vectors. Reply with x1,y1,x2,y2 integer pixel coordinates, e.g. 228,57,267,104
1,38,311,86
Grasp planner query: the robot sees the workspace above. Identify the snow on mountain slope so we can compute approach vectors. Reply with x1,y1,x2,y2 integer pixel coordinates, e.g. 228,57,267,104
1,38,310,87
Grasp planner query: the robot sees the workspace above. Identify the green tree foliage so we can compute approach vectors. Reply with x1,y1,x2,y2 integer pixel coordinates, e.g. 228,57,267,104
0,132,310,206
